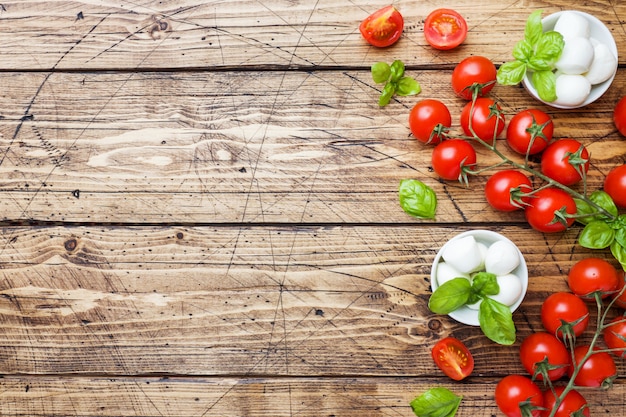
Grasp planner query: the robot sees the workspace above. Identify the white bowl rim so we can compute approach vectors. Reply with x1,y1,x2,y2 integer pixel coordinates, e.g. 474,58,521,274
430,229,529,326
522,10,618,109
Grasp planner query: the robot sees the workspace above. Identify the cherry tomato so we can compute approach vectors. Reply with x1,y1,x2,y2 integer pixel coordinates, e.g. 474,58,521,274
506,109,553,155
495,375,544,417
460,98,505,144
484,170,532,212
567,257,620,299
568,345,617,388
613,95,626,136
542,386,590,417
525,187,576,233
519,332,570,381
611,270,626,308
603,316,626,358
423,8,467,50
541,292,589,339
541,139,590,186
431,337,474,380
408,99,451,145
431,139,476,181
359,5,404,48
452,56,497,100
604,164,626,208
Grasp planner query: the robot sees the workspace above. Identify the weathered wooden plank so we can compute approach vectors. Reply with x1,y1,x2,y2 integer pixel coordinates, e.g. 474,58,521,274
0,70,623,223
0,224,620,377
0,1,624,70
0,376,624,417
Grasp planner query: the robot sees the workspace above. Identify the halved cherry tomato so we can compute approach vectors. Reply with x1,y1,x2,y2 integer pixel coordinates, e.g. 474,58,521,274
431,337,474,381
424,8,467,50
359,5,404,48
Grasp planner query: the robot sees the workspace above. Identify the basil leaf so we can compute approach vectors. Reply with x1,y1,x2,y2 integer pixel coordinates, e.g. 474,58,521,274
579,221,615,249
396,77,421,96
614,219,626,247
429,278,471,314
371,62,391,84
611,241,626,272
574,198,596,225
524,10,544,47
390,60,405,82
512,39,533,62
532,70,557,102
532,31,564,68
496,60,527,85
590,190,618,219
398,179,437,219
410,387,462,417
471,272,499,296
479,298,516,345
379,82,396,107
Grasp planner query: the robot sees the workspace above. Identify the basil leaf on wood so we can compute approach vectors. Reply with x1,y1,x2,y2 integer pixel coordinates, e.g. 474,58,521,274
479,298,516,345
410,387,462,417
428,278,471,314
579,221,615,249
399,179,437,219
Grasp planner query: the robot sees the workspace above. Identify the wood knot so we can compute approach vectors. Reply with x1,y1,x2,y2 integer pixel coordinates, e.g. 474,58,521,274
149,15,171,40
176,232,184,240
427,319,442,331
64,238,78,252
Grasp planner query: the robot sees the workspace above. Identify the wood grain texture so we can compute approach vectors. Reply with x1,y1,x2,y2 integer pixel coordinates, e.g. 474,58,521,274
0,70,624,223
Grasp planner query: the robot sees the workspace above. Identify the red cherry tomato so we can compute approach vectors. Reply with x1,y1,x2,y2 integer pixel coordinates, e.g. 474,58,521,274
603,316,626,358
484,170,532,212
359,5,404,48
519,332,570,381
431,139,476,181
604,164,626,208
460,97,505,144
452,56,497,100
541,139,590,186
431,337,474,380
423,8,467,50
611,270,626,308
567,257,620,299
525,187,576,233
495,375,544,417
541,386,590,417
506,109,553,155
568,345,617,388
408,99,451,145
613,95,626,136
541,292,589,339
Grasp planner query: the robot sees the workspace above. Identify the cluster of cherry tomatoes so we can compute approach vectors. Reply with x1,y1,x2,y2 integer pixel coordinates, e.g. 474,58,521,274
495,256,626,417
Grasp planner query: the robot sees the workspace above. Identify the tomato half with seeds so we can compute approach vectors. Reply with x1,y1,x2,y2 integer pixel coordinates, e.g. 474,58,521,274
359,5,404,48
484,170,532,212
431,337,474,380
525,187,576,233
542,386,590,417
424,8,467,50
409,99,451,145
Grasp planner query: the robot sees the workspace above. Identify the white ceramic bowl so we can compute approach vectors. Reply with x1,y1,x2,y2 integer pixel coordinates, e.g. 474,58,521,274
522,10,618,109
430,230,528,326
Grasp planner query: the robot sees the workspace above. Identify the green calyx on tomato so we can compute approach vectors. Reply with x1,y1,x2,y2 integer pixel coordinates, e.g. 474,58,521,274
371,60,421,106
359,5,404,48
497,10,565,102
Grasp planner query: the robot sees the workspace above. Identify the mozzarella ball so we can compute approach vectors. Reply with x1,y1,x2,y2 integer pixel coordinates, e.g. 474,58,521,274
441,235,482,273
585,42,617,85
490,274,523,306
436,262,470,286
555,37,594,75
554,11,590,40
554,74,591,107
471,242,489,273
485,240,520,276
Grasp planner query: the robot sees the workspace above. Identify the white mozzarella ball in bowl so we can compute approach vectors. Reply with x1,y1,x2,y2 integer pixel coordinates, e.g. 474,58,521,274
555,36,594,75
436,262,470,286
485,240,521,276
490,274,524,307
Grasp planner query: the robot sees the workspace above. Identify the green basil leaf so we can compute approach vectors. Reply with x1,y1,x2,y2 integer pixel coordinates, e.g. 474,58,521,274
579,221,615,249
396,77,421,96
610,241,626,272
410,387,462,417
371,62,391,84
527,56,554,72
614,219,626,247
390,59,405,82
512,39,533,62
379,82,396,107
398,179,437,219
496,60,527,85
479,298,516,345
471,272,499,296
532,70,557,102
574,198,596,225
590,190,618,219
429,278,471,314
532,31,564,67
524,10,544,47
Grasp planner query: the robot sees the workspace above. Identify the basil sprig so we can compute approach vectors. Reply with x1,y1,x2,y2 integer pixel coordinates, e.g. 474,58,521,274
497,10,564,102
410,387,462,417
371,60,421,106
429,273,516,345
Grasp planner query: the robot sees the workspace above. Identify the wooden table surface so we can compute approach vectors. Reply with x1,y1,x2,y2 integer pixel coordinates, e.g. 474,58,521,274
1,1,625,416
